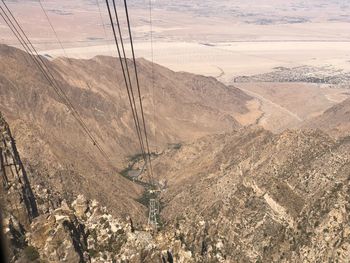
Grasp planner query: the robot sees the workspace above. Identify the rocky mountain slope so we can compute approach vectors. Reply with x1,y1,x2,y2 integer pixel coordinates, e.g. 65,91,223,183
151,126,350,262
303,97,350,137
2,108,350,262
0,44,252,221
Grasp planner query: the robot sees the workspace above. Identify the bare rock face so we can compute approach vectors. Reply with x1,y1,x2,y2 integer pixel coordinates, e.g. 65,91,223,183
72,195,88,219
0,112,39,260
28,203,88,263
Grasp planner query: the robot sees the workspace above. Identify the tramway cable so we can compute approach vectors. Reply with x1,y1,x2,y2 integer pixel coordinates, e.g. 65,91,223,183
0,1,109,161
148,0,157,175
119,0,159,230
104,0,150,174
95,0,113,55
38,0,68,58
123,0,155,180
105,0,159,229
110,0,148,165
110,0,155,183
146,0,160,230
1,0,160,229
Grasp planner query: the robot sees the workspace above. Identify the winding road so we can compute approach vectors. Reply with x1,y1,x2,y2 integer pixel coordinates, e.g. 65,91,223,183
236,86,303,122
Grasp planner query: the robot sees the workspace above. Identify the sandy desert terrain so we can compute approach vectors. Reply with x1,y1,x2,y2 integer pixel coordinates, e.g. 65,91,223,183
38,41,350,82
1,0,350,79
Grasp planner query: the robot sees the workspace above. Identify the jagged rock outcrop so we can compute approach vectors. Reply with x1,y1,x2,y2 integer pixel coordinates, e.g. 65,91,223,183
0,112,39,260
0,112,189,262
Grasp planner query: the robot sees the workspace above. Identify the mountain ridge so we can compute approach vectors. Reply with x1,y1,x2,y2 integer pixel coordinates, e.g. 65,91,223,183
0,44,252,222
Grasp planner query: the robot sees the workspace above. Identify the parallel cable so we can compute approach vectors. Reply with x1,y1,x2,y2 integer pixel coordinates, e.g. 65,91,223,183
38,0,68,58
95,0,113,55
148,0,157,168
104,0,147,165
0,4,94,143
123,0,155,181
147,0,159,231
0,7,94,153
37,0,112,155
111,0,147,161
36,0,111,158
110,0,154,180
38,0,125,152
0,1,109,160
